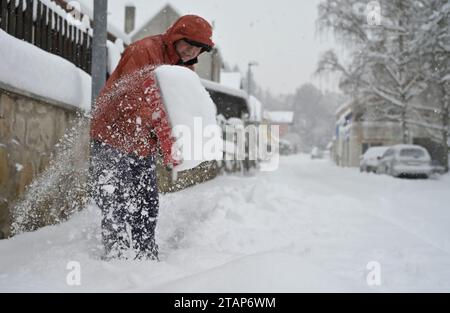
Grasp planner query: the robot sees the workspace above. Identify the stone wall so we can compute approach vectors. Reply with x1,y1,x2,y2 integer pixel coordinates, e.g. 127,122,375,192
157,161,220,193
0,85,88,239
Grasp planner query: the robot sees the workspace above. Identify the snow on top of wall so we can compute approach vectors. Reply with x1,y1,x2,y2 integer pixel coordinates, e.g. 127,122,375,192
263,111,294,124
201,79,248,100
0,29,91,111
226,117,244,127
155,65,222,171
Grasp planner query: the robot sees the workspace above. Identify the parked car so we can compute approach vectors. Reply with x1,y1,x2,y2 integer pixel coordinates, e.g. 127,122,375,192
377,145,433,178
360,146,390,173
310,147,324,159
279,139,296,155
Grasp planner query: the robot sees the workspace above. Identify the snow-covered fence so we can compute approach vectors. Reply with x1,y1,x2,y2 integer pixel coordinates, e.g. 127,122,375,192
0,0,124,74
0,0,92,73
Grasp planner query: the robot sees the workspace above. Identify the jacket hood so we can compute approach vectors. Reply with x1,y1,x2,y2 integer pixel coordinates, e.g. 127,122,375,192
162,15,215,64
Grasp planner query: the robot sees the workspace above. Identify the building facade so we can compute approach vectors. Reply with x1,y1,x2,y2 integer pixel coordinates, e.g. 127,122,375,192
333,99,449,168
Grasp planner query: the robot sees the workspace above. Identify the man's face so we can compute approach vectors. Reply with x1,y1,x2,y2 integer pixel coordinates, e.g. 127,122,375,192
174,39,203,63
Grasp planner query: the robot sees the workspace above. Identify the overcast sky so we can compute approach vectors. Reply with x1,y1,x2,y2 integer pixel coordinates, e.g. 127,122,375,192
82,0,339,95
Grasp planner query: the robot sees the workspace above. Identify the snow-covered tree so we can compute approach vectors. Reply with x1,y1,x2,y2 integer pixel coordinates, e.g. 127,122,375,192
316,0,449,169
412,0,450,170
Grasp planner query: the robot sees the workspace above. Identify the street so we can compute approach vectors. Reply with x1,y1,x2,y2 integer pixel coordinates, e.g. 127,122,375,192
1,155,449,292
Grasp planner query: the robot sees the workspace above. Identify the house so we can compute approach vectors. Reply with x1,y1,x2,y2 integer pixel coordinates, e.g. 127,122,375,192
262,111,294,138
332,97,449,168
332,101,399,167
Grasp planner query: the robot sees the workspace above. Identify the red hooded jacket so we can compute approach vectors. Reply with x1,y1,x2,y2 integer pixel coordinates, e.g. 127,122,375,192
90,15,214,165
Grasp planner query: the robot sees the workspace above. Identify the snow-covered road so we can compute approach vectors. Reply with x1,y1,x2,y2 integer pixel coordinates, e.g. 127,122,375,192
1,155,450,292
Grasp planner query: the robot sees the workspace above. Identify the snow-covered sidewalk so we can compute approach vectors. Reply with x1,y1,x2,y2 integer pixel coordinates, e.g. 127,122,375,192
1,155,450,292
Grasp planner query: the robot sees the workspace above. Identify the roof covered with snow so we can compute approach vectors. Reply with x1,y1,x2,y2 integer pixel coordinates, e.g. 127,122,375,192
76,0,215,44
335,100,353,116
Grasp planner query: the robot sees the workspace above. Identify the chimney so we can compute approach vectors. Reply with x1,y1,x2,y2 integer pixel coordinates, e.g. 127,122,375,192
124,6,136,34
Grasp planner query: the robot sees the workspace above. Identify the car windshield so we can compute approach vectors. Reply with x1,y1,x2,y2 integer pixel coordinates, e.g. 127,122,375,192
400,149,425,158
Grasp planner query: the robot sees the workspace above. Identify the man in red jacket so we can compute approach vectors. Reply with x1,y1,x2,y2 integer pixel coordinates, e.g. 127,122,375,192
90,15,214,260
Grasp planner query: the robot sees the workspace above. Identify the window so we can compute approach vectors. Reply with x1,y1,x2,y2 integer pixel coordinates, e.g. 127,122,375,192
400,149,425,158
362,143,370,154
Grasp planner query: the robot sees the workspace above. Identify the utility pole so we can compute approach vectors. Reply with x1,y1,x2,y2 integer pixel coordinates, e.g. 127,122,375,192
91,0,108,110
88,0,108,191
